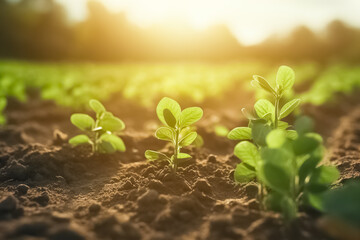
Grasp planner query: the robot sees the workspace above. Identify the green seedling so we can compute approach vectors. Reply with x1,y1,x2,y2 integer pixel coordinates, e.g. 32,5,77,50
228,66,301,200
258,118,339,220
69,99,126,154
145,97,203,172
227,66,339,220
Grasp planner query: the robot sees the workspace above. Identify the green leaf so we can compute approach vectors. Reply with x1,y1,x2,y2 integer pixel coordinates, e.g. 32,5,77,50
155,127,174,141
100,134,126,152
89,99,106,115
251,121,272,147
293,136,319,155
252,75,275,94
179,132,197,147
234,141,258,167
286,130,298,140
241,108,257,120
276,65,295,93
266,129,287,148
227,127,252,140
0,98,7,111
277,121,289,130
298,154,322,185
260,162,292,195
322,181,360,227
310,166,339,186
279,99,301,119
192,134,204,147
179,107,203,128
69,134,91,146
294,116,314,135
177,153,192,159
145,150,169,161
156,97,181,126
71,113,95,131
99,114,125,132
254,99,274,120
214,125,229,137
261,147,292,166
234,163,256,183
163,109,177,128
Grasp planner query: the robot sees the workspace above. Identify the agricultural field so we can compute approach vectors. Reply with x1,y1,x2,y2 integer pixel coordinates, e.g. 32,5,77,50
0,61,360,240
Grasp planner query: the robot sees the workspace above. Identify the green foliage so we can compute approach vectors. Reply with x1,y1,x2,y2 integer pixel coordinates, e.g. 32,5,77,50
69,99,126,154
145,97,203,172
0,75,27,125
321,181,360,228
227,66,339,220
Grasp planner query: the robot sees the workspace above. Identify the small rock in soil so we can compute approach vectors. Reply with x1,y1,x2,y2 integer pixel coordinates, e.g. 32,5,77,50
51,212,72,223
32,192,50,206
16,184,30,195
245,184,258,199
0,195,18,213
89,203,101,215
207,154,217,163
52,129,68,145
193,179,212,194
49,227,86,240
14,220,50,237
7,161,28,181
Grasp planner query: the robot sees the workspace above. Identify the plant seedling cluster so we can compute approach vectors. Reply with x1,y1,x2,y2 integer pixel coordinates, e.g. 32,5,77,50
69,99,126,154
227,66,339,219
145,97,203,172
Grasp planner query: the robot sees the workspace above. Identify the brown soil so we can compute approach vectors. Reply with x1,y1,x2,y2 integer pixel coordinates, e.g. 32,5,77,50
0,90,359,240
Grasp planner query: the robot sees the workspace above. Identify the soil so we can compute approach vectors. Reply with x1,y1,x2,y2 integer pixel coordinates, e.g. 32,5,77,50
0,89,359,240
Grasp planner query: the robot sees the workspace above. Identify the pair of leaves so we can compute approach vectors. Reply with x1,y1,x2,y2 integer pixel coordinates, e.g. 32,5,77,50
155,127,197,147
156,97,203,129
254,98,300,122
252,66,295,95
71,100,125,133
145,150,191,162
69,133,126,153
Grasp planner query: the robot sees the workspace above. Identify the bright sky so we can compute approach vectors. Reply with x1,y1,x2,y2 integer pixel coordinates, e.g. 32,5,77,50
56,0,360,45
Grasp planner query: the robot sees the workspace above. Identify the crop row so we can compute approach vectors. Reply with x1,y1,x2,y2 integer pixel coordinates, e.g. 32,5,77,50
67,66,357,227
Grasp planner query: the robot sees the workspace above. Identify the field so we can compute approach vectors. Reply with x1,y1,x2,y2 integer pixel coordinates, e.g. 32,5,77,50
0,61,360,240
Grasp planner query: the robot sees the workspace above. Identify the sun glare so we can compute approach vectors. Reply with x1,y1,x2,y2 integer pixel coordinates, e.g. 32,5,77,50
57,0,360,46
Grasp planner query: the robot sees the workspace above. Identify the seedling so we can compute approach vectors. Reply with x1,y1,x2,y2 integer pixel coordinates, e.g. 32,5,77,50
258,120,339,220
228,66,301,200
145,97,203,172
227,66,339,220
69,99,126,154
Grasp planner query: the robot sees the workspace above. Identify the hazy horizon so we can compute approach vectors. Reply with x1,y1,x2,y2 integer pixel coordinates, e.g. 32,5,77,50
56,0,360,45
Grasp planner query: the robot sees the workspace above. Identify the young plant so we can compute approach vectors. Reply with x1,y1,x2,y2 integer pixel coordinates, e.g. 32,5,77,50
145,97,203,172
227,66,339,220
228,66,301,203
69,99,126,154
258,117,339,220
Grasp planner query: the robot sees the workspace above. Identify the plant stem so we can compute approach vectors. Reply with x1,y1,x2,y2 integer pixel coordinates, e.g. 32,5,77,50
173,128,180,172
94,118,100,153
274,96,280,129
